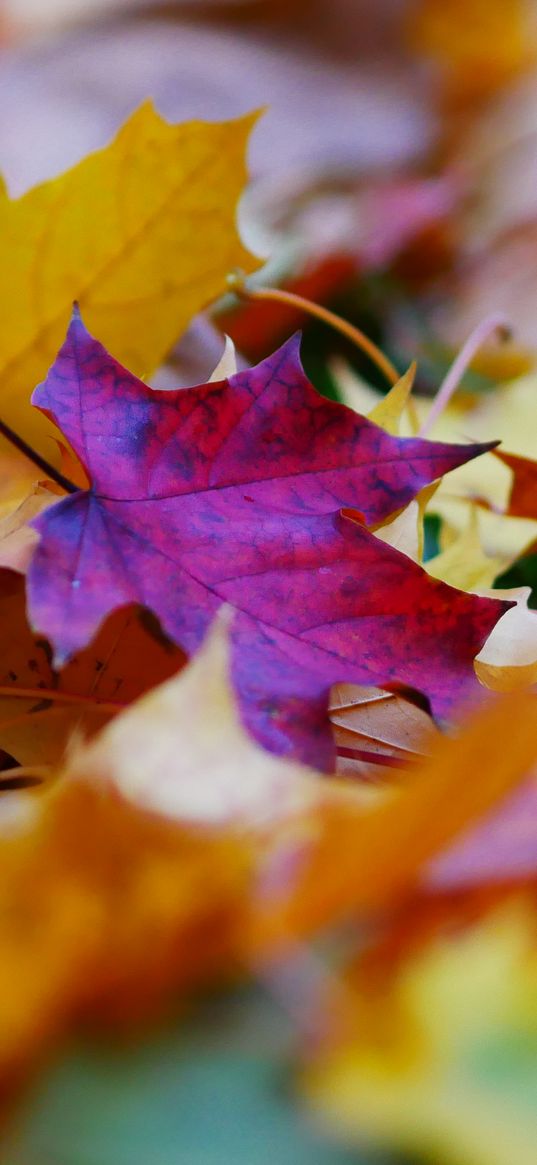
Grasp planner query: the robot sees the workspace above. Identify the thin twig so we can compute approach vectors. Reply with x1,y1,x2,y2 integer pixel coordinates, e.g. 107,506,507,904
0,419,78,494
0,685,123,711
419,313,512,437
336,745,416,768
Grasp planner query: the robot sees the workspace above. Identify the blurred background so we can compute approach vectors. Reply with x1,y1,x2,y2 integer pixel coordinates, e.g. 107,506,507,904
3,0,537,393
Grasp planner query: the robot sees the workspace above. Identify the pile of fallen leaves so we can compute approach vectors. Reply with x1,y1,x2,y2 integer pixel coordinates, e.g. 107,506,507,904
0,102,536,1165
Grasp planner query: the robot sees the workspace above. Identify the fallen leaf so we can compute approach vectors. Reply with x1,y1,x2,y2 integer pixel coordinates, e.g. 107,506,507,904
255,688,537,945
367,364,417,435
427,506,507,590
475,586,537,691
338,364,434,565
68,612,325,830
55,439,89,489
27,311,508,767
0,615,363,1084
373,499,421,561
334,359,419,437
331,358,384,419
0,102,258,459
0,335,238,579
0,571,185,768
330,682,439,775
0,483,58,574
0,451,39,523
208,335,238,383
0,776,251,1084
0,616,534,1091
495,448,537,518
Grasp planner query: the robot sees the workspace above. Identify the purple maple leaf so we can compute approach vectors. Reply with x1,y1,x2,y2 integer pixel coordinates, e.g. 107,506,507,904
27,309,510,769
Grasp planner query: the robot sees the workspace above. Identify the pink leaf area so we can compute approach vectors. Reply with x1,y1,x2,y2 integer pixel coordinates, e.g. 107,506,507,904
28,309,509,768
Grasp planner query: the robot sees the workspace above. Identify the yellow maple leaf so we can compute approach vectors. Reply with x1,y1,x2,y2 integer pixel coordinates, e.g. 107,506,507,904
427,506,508,590
0,101,259,458
334,359,418,436
367,363,418,435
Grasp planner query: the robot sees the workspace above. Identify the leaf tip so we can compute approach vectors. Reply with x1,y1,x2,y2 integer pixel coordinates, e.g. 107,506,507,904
281,330,304,366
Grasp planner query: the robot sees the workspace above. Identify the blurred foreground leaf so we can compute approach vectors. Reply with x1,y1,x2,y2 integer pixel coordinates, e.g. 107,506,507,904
302,904,537,1165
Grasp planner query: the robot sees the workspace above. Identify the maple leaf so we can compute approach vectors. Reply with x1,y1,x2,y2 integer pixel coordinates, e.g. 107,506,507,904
0,616,405,1084
0,449,40,525
26,309,511,767
330,682,439,776
0,483,59,574
0,616,319,1082
475,586,537,692
427,506,508,591
0,102,258,459
0,571,185,769
493,449,537,519
0,776,251,1081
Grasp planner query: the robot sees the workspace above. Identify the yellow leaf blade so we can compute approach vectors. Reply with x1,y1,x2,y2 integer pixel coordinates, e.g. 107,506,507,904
368,363,416,435
0,103,260,457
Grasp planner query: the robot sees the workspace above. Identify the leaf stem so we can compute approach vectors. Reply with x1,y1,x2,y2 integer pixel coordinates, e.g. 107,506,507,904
0,685,123,711
227,271,399,386
336,745,415,769
0,419,79,494
419,313,512,437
